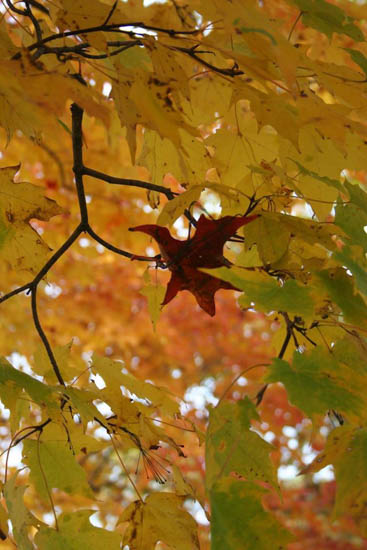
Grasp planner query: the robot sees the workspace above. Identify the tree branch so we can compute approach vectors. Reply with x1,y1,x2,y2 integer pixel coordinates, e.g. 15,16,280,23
27,22,201,53
31,286,65,386
82,166,176,199
24,0,42,42
87,226,161,262
255,312,293,406
5,0,26,15
23,20,242,78
71,103,89,224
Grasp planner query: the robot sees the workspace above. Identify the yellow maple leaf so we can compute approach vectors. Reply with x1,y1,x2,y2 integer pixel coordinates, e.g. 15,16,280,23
120,493,199,550
0,165,64,274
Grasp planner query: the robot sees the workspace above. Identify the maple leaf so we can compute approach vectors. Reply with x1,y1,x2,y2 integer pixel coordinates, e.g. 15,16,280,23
130,214,258,316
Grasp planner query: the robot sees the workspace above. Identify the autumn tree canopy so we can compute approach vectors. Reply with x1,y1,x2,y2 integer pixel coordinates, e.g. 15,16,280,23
1,0,367,548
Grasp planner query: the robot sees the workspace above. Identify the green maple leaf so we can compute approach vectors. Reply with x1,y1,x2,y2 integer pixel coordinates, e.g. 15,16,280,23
210,478,293,550
206,398,279,491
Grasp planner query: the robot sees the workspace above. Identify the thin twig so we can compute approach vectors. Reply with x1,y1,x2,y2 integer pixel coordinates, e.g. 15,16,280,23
256,313,293,406
34,225,84,285
0,283,31,305
173,45,243,77
72,42,139,60
83,166,176,199
27,21,201,53
87,226,161,262
5,0,26,15
217,363,270,406
4,426,37,481
102,0,118,26
31,138,67,188
24,0,42,42
31,286,65,386
109,434,143,502
12,418,52,447
288,11,303,41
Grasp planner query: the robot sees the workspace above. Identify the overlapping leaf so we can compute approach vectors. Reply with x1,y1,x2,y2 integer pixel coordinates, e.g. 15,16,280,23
303,426,367,536
131,214,258,315
23,439,93,501
120,493,199,550
206,398,278,491
210,479,293,550
0,165,63,274
266,346,367,422
35,510,121,550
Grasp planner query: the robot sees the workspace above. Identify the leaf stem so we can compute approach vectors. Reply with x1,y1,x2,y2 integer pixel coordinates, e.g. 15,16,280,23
217,363,270,406
256,313,293,406
36,431,59,530
109,434,143,503
31,286,65,386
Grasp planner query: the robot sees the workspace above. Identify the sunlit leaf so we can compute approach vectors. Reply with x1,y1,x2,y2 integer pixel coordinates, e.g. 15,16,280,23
35,510,121,550
0,165,63,274
23,439,93,501
120,493,199,550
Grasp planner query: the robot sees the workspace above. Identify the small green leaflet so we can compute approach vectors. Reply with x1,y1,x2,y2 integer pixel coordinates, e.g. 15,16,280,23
92,354,179,415
335,201,367,252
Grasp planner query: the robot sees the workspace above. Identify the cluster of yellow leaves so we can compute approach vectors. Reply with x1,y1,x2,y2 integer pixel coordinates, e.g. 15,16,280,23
1,0,367,548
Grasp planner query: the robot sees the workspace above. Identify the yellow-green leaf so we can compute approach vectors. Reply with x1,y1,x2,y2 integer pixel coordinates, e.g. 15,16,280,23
4,475,41,550
120,493,199,550
157,185,204,225
210,478,293,550
206,398,279,491
140,272,166,329
205,266,314,319
266,348,365,422
92,355,179,415
23,439,93,502
302,426,367,536
35,510,121,550
0,165,64,274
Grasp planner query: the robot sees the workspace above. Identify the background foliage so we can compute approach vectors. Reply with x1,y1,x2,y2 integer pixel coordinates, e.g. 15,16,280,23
1,0,367,548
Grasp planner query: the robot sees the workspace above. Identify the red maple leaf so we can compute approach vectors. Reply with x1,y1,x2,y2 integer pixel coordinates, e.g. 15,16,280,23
130,214,258,316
